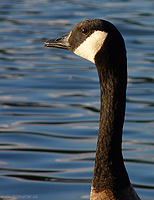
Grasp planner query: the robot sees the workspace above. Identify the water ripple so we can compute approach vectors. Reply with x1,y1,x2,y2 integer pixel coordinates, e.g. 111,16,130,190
0,0,154,199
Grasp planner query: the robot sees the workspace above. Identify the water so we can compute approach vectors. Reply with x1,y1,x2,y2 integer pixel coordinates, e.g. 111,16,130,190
0,0,154,199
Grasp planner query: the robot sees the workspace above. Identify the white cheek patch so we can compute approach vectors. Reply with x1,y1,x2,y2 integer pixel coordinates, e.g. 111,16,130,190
74,31,108,63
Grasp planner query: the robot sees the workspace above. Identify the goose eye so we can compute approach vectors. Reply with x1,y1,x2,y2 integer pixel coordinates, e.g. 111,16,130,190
81,28,88,34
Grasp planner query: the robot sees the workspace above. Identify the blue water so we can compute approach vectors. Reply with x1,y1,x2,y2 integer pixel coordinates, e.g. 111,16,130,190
0,0,154,200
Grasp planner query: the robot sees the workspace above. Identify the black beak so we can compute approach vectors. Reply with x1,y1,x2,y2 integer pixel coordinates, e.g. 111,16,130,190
44,33,70,50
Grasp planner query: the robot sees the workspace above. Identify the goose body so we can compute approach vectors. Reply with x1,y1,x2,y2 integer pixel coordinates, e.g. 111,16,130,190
44,19,140,200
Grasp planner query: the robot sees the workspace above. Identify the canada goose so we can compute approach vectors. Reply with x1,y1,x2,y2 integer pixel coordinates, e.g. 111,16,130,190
44,19,140,200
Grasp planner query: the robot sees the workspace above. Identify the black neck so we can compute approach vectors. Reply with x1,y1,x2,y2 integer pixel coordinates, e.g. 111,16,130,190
92,36,130,196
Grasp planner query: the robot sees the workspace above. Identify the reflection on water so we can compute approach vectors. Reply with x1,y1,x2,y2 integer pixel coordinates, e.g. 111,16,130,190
0,0,154,199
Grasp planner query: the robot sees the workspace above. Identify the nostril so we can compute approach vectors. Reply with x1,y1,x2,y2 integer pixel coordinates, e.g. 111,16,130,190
56,37,61,41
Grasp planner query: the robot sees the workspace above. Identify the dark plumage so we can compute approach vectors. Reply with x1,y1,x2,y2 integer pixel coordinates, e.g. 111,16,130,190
44,19,140,200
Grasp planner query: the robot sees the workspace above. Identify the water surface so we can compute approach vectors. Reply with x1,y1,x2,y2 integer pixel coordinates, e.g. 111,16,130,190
0,0,154,199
